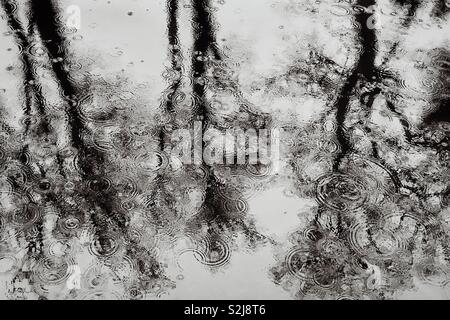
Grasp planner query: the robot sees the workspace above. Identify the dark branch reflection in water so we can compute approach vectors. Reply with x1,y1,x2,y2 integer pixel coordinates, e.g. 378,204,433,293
0,0,449,299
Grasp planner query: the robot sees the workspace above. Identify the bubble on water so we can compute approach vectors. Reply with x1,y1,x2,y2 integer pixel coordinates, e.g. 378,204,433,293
29,42,46,58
